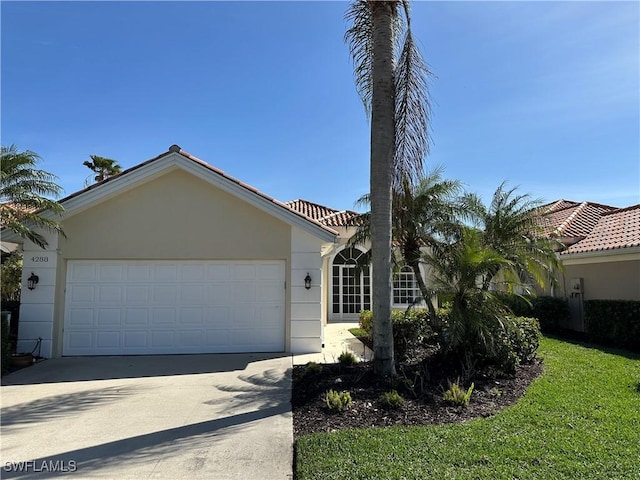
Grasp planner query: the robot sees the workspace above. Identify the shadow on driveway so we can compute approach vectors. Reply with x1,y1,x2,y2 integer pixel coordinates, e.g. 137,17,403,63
1,353,291,385
1,386,133,429
1,404,290,479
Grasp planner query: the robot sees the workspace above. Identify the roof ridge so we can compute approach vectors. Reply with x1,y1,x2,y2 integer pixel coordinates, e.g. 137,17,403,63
554,201,588,236
601,204,640,216
285,198,339,213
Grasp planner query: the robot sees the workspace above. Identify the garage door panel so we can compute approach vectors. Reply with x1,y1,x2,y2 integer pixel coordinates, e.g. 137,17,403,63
125,286,150,304
155,265,178,282
258,263,284,280
233,264,256,280
68,309,94,328
257,284,283,301
97,309,121,327
181,265,205,281
151,309,176,325
206,264,230,281
69,263,97,282
67,332,92,350
124,331,148,348
180,285,205,303
126,264,151,282
206,329,230,346
64,260,285,355
151,330,175,347
152,286,176,304
179,330,203,346
99,286,122,303
96,331,120,348
124,308,148,325
99,265,124,282
208,285,231,304
179,308,203,325
71,286,95,303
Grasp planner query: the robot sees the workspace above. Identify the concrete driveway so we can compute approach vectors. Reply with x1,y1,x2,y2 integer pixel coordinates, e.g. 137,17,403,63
1,354,292,479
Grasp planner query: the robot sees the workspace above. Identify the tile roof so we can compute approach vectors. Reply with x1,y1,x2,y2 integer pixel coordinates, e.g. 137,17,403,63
536,200,619,239
284,199,359,227
563,204,640,255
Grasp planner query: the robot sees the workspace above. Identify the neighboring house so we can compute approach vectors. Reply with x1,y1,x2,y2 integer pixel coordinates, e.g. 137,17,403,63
537,200,640,330
2,146,424,359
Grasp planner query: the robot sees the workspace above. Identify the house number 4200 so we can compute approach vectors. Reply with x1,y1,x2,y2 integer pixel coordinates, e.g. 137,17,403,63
31,256,49,262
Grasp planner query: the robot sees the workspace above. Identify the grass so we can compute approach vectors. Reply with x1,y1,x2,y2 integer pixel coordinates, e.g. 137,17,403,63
295,337,640,479
348,327,369,338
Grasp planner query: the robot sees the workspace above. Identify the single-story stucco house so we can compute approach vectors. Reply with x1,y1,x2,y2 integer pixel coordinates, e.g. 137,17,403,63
537,199,640,330
4,146,423,358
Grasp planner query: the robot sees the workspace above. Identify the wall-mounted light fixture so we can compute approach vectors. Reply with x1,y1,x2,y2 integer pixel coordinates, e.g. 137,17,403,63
304,273,312,290
27,272,40,291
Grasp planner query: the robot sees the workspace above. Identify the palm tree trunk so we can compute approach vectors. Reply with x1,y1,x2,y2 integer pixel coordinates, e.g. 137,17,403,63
410,262,436,317
370,1,396,375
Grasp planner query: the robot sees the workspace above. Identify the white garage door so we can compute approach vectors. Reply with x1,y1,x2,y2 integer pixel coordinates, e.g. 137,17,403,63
63,260,285,355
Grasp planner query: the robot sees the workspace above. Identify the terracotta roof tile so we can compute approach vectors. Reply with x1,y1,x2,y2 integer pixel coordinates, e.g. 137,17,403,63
563,205,640,254
284,199,338,221
536,200,618,239
284,199,358,227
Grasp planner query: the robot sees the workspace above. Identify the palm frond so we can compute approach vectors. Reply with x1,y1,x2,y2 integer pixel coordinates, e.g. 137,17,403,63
394,25,432,186
345,0,374,117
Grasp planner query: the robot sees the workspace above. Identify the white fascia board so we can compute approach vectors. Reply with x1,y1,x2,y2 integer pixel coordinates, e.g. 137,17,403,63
561,247,640,265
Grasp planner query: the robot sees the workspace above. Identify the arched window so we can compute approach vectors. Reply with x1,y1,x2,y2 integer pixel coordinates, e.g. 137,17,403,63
331,247,370,318
393,265,420,305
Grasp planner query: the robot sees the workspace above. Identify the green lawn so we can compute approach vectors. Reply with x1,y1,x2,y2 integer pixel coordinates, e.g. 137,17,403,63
295,337,640,479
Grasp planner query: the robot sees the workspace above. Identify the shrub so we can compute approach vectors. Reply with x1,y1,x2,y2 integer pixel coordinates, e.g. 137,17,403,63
495,293,569,333
495,293,532,317
338,351,358,366
358,309,436,361
304,361,322,375
531,296,570,333
378,390,405,410
443,381,474,407
584,300,640,352
324,389,352,411
494,316,541,373
359,310,373,334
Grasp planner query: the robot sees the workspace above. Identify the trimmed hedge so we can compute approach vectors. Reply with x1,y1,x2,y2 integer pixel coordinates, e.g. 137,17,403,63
359,309,436,361
496,294,569,333
585,300,640,352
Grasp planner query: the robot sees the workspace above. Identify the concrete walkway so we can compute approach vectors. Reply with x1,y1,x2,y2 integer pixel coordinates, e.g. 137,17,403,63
293,322,373,365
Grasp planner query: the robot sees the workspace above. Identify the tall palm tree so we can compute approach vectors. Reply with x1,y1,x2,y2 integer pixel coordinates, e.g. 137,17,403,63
349,167,464,317
345,0,431,375
83,155,122,185
463,183,562,293
0,145,64,249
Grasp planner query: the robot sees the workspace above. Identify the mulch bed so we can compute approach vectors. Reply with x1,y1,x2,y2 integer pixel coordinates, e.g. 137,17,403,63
292,355,543,438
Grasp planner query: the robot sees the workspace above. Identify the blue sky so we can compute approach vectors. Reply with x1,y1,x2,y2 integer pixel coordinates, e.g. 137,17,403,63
2,1,638,212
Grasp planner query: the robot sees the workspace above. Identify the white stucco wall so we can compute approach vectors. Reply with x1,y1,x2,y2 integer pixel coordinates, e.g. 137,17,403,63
290,228,325,353
16,232,59,357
